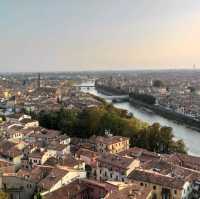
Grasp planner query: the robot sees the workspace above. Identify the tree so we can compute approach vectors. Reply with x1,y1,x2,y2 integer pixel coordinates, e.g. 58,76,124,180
35,192,43,199
153,80,165,87
134,123,187,154
188,86,196,93
0,192,9,199
34,104,187,154
57,108,78,134
129,93,156,105
172,139,187,154
159,126,174,153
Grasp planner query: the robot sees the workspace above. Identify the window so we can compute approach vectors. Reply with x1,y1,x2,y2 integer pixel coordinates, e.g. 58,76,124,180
153,185,156,190
110,173,112,178
140,183,144,186
152,193,157,199
26,184,32,189
174,190,177,195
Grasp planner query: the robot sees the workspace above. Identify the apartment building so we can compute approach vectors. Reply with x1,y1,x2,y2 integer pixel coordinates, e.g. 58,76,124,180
129,169,192,199
96,153,140,182
90,135,129,154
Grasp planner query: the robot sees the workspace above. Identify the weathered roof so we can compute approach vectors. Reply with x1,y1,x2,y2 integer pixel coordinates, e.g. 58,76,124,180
128,169,185,189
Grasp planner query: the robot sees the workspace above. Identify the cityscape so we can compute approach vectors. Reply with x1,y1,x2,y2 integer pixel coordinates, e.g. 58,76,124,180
0,71,199,199
1,1,200,199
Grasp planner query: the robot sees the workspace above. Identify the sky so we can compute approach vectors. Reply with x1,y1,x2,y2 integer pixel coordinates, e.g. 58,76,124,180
1,0,200,72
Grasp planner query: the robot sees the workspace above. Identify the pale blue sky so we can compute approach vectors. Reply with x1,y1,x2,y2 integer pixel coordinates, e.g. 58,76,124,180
1,0,200,72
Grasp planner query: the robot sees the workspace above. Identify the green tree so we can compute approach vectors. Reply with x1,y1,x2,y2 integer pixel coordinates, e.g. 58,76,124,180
35,104,187,154
35,192,43,199
57,108,78,134
172,139,187,154
159,126,174,153
0,192,9,199
153,80,165,87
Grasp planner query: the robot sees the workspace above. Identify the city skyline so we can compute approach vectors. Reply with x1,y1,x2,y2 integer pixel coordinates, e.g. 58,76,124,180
1,0,200,72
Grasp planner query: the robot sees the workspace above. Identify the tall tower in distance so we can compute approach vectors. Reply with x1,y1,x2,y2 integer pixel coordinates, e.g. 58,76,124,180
37,73,41,90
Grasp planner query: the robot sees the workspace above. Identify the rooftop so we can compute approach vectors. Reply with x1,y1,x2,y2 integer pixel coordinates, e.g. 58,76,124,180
39,168,68,190
128,169,186,189
90,135,129,145
97,153,137,169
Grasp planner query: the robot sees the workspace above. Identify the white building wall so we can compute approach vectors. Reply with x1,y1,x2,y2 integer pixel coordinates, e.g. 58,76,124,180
42,170,86,196
96,167,127,182
181,181,192,199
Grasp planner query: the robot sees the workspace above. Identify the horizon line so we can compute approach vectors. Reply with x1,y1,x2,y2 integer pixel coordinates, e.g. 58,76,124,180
0,67,199,74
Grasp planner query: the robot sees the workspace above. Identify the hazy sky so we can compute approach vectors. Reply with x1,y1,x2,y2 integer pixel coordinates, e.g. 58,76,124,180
1,0,200,72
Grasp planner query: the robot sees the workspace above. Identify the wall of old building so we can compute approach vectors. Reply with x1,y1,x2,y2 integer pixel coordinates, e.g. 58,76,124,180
130,180,183,199
96,166,127,182
2,176,36,199
13,155,22,170
41,170,86,196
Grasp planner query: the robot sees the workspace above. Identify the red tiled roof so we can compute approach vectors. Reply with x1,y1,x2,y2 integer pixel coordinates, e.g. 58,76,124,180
97,153,136,169
39,168,68,190
129,169,185,189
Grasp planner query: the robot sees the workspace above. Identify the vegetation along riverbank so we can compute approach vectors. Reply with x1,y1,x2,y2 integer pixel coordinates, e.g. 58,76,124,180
31,99,187,155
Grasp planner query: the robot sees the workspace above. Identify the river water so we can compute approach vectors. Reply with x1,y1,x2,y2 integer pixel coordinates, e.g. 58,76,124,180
80,82,200,156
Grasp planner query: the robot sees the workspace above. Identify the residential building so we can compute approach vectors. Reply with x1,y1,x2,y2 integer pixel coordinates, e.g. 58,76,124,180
38,167,86,196
128,169,192,199
96,153,140,182
1,174,36,199
90,135,129,154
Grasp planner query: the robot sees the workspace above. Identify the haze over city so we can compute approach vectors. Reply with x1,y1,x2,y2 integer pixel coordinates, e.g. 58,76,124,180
1,0,200,72
1,1,200,198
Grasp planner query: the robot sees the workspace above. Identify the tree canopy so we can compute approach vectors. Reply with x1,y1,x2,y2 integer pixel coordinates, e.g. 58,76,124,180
0,192,9,199
35,104,187,154
153,80,165,87
129,93,156,105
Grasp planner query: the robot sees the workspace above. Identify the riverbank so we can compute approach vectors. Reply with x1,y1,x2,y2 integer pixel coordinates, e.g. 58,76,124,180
95,84,127,95
95,84,200,132
80,81,200,155
129,98,200,132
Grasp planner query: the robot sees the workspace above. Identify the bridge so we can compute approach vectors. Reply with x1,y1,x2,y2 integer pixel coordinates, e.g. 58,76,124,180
73,85,95,88
104,95,129,100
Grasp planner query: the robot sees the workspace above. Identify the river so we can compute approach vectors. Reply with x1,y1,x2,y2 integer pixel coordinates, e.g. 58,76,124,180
80,81,200,156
